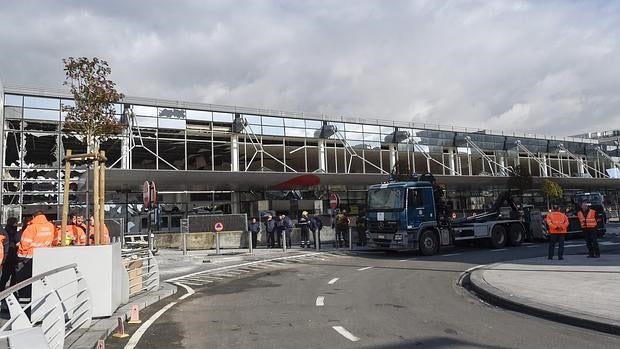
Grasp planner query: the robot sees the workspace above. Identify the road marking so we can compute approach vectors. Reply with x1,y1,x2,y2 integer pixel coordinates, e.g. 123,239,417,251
600,241,620,246
124,301,178,349
441,253,461,257
357,266,373,271
316,296,325,306
491,248,508,252
565,243,586,247
522,242,534,245
328,278,339,285
173,282,195,301
399,259,408,262
526,245,539,248
332,326,360,342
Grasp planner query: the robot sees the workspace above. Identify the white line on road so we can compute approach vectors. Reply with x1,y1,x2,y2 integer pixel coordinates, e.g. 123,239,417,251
526,245,539,248
173,282,195,301
316,296,325,306
399,259,408,262
328,278,339,285
491,248,508,252
441,253,461,257
332,326,360,342
522,242,534,245
600,241,620,246
357,266,373,271
565,244,586,247
124,301,178,349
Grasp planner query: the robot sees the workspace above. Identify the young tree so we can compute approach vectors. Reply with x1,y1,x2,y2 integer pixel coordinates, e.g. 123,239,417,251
62,57,125,152
541,179,563,209
507,165,533,204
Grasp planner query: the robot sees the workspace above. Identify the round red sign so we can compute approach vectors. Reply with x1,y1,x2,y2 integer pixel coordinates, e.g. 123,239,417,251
214,221,224,232
329,193,340,209
149,181,157,207
142,181,151,209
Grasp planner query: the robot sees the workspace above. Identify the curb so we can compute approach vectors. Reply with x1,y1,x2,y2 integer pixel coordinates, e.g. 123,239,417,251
66,283,178,349
464,268,620,335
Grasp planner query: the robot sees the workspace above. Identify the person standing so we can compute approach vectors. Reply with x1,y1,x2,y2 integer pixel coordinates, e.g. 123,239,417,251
334,210,350,248
578,202,600,258
545,205,569,260
249,217,260,249
16,211,55,304
0,217,19,291
281,214,293,248
309,214,323,249
299,211,310,248
265,215,276,248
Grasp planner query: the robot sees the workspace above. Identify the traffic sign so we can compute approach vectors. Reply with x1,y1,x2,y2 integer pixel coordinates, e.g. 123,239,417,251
329,193,340,209
214,221,224,232
143,181,151,208
149,181,157,207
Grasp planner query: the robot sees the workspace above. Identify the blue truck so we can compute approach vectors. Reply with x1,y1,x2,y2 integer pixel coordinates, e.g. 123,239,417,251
365,173,546,255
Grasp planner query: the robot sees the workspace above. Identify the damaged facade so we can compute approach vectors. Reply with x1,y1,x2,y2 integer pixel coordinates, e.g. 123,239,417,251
1,83,619,233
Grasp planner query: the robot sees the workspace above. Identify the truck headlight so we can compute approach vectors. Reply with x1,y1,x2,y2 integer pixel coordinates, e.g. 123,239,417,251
394,234,403,241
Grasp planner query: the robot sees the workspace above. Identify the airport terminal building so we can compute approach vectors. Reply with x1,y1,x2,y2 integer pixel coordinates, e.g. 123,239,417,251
1,82,619,233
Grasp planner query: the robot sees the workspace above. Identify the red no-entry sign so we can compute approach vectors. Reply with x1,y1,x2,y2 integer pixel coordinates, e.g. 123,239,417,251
214,221,224,232
329,193,340,209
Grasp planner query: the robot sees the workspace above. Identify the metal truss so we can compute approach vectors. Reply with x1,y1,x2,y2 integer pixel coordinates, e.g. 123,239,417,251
595,146,620,169
515,140,568,177
332,129,388,174
558,143,607,178
240,121,297,173
464,136,514,176
406,137,461,175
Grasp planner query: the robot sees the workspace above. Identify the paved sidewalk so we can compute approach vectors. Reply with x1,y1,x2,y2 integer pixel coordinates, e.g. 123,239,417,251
468,253,620,334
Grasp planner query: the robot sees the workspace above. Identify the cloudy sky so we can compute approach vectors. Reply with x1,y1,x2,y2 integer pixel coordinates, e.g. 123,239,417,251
1,0,619,136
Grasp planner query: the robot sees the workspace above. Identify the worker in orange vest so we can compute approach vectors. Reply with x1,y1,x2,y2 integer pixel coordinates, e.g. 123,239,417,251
54,213,87,246
545,205,569,260
88,216,110,245
16,211,55,303
577,202,600,258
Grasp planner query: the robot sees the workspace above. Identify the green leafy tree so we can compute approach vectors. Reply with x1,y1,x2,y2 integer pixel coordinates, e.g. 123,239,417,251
507,165,533,204
541,179,563,209
62,57,125,152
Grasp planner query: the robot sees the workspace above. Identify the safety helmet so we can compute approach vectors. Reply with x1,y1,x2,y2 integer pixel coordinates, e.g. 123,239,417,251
302,211,308,216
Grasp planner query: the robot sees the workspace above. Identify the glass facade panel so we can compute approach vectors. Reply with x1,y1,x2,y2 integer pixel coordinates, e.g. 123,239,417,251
4,106,22,119
364,125,381,133
306,129,320,138
330,122,345,132
158,107,186,119
159,118,186,130
285,128,306,137
345,123,363,132
133,105,157,116
244,114,261,125
61,99,75,108
24,96,59,110
135,116,158,128
213,112,233,123
23,108,59,121
262,126,284,136
187,110,212,121
345,131,364,140
261,116,283,126
284,118,304,127
305,120,323,129
4,94,23,106
381,126,395,135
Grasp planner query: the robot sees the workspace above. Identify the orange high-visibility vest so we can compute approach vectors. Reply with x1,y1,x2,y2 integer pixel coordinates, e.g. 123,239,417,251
577,209,597,229
18,215,55,258
545,211,569,234
89,224,110,245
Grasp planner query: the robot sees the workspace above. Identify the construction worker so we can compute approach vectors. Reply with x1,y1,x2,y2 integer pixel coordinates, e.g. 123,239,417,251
88,216,110,245
299,211,310,248
545,205,569,260
16,211,55,303
0,217,20,291
58,213,87,246
578,202,600,258
333,210,350,248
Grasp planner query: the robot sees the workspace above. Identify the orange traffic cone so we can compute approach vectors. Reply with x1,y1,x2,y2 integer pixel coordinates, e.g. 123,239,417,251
112,317,129,338
96,339,105,349
128,304,142,324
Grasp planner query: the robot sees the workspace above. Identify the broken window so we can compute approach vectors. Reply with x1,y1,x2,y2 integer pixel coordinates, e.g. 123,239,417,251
3,182,20,192
132,138,157,169
24,133,58,167
23,169,58,180
22,182,58,192
158,139,186,170
4,106,22,120
2,195,19,205
101,138,123,169
4,131,21,167
24,120,59,132
158,108,186,119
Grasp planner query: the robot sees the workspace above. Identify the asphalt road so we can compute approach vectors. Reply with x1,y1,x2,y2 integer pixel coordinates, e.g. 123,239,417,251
107,231,620,349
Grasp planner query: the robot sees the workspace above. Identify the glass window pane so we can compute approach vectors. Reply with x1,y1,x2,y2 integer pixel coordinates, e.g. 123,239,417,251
306,129,320,138
23,108,59,121
345,131,364,140
261,116,283,126
135,116,158,128
364,133,381,142
329,122,345,133
4,106,22,119
244,114,261,125
365,141,381,149
285,128,306,137
24,96,59,110
345,123,363,132
262,126,284,136
186,110,212,121
364,125,381,133
159,118,186,130
61,99,75,108
158,107,186,119
213,112,233,123
133,105,157,117
284,118,304,127
4,94,23,107
305,120,323,129
381,126,395,135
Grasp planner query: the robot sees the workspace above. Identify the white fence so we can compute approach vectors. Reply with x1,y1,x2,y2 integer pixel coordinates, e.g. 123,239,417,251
122,248,160,298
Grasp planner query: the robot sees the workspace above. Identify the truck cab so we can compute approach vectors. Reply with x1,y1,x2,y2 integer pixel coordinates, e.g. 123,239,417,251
365,180,438,252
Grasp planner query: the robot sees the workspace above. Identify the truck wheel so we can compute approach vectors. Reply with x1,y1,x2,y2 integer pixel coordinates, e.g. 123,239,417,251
508,223,524,246
419,230,438,256
490,225,507,249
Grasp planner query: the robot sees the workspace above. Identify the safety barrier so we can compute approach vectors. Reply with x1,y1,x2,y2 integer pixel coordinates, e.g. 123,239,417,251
122,248,160,298
0,263,92,349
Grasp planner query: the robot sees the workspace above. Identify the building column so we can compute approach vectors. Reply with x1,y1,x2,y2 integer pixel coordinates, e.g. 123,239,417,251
540,154,548,177
318,139,326,172
498,154,505,175
231,192,240,214
231,134,239,172
389,144,397,171
448,148,456,175
121,134,130,169
578,157,586,176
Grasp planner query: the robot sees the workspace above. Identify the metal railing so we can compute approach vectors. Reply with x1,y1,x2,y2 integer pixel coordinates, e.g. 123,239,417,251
0,263,92,349
122,248,160,298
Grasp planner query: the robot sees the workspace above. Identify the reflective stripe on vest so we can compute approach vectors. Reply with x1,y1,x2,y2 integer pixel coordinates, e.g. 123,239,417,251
578,210,597,229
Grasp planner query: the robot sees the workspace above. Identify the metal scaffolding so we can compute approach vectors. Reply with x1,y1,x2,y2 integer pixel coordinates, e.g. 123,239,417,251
464,136,514,176
515,140,568,177
558,143,607,178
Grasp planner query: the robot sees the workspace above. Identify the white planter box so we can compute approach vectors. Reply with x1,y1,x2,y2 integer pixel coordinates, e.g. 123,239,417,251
33,243,129,318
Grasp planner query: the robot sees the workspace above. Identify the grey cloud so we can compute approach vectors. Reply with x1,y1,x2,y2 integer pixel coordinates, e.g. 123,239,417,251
1,0,619,136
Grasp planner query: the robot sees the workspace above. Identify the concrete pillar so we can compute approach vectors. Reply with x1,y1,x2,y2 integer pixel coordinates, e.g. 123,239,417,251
498,154,505,175
231,192,240,214
121,134,130,169
448,149,456,175
231,134,239,172
540,154,548,177
389,144,397,171
578,157,586,177
318,139,326,172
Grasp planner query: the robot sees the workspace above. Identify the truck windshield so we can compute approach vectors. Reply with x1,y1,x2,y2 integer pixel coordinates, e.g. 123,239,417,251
367,188,404,211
